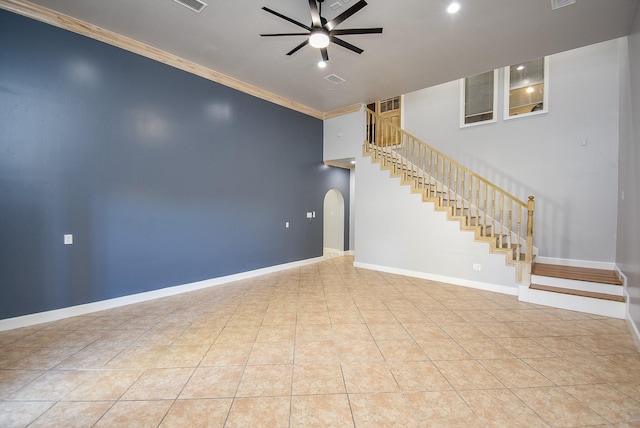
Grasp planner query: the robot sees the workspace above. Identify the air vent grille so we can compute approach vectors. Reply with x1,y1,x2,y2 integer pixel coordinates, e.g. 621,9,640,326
551,0,576,10
174,0,207,13
325,74,346,84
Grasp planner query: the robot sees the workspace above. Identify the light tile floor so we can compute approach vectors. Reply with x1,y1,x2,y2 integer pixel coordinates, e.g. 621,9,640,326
1,256,639,427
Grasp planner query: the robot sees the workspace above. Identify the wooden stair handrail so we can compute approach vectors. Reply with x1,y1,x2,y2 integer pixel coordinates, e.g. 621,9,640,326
364,108,535,268
367,109,528,207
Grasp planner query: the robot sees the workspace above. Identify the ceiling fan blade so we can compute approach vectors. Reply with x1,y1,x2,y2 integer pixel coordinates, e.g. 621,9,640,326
324,0,367,32
262,7,312,31
330,36,364,54
260,33,310,37
332,28,383,35
321,48,329,62
287,39,309,56
308,0,322,28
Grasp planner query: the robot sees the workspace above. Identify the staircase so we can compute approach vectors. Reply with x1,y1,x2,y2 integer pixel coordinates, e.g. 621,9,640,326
520,263,626,318
362,108,535,284
362,108,627,318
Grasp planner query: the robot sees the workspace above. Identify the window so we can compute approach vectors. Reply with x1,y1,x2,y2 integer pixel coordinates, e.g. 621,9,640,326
378,96,401,114
460,70,498,127
504,57,549,119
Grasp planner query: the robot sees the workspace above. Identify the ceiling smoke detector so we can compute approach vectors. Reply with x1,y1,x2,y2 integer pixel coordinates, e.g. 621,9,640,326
173,0,207,13
551,0,576,10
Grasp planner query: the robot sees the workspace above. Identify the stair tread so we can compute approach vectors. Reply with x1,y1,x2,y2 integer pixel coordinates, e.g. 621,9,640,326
529,283,625,302
532,263,622,285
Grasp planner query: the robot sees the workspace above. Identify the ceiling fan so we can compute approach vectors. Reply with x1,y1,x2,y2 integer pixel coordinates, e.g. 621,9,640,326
260,0,383,62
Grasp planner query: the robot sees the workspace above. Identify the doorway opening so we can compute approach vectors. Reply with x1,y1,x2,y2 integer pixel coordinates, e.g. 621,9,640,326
323,189,345,258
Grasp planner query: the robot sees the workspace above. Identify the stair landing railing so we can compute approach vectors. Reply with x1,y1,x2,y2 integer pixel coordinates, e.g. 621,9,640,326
364,108,535,263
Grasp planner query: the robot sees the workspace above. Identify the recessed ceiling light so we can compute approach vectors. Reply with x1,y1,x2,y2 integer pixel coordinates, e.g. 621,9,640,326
517,65,525,71
447,2,461,14
526,87,535,93
318,61,327,68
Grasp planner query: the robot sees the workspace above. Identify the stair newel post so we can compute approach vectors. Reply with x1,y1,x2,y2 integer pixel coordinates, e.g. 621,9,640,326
525,196,535,263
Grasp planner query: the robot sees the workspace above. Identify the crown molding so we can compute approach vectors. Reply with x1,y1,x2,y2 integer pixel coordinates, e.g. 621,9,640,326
323,103,363,120
0,0,327,119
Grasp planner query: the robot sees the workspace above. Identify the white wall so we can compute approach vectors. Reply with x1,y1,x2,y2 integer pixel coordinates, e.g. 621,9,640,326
354,156,520,292
323,108,365,161
324,108,365,254
349,169,356,252
617,10,640,342
403,40,622,263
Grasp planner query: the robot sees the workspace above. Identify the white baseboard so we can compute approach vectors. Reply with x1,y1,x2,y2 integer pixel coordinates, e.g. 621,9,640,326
535,257,615,270
345,250,355,256
0,256,324,332
324,248,345,257
627,314,640,352
353,262,518,296
615,265,628,287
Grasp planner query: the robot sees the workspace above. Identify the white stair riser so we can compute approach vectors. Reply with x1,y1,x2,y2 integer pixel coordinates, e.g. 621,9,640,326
531,274,624,296
522,288,626,319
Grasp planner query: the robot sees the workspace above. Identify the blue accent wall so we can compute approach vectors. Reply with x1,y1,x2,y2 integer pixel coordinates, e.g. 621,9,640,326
0,10,350,320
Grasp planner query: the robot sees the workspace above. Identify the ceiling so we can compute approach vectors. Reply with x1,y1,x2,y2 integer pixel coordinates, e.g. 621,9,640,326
3,0,638,115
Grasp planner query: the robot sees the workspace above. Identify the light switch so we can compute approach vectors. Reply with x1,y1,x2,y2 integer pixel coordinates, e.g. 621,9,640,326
64,234,73,245
285,222,289,228
306,212,313,219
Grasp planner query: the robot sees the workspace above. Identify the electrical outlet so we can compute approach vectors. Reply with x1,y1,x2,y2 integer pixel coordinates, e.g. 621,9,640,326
64,234,73,245
473,263,481,271
285,222,289,228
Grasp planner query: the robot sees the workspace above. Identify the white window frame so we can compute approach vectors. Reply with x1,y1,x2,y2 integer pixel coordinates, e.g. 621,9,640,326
503,56,550,120
460,69,499,128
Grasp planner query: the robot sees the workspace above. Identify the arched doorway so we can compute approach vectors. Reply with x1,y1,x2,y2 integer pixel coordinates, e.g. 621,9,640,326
323,189,345,258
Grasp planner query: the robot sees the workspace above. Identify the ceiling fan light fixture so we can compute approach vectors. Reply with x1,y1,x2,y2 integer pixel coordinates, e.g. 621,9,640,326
309,30,330,48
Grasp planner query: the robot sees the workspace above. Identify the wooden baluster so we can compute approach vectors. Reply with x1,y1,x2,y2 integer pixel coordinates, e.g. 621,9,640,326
483,183,488,234
418,142,423,190
491,188,496,238
499,193,504,248
475,179,480,229
430,151,435,197
435,155,440,199
460,168,464,215
374,113,378,151
467,173,473,225
427,150,432,196
526,196,535,263
446,162,450,208
453,166,458,214
403,133,408,181
508,199,513,258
